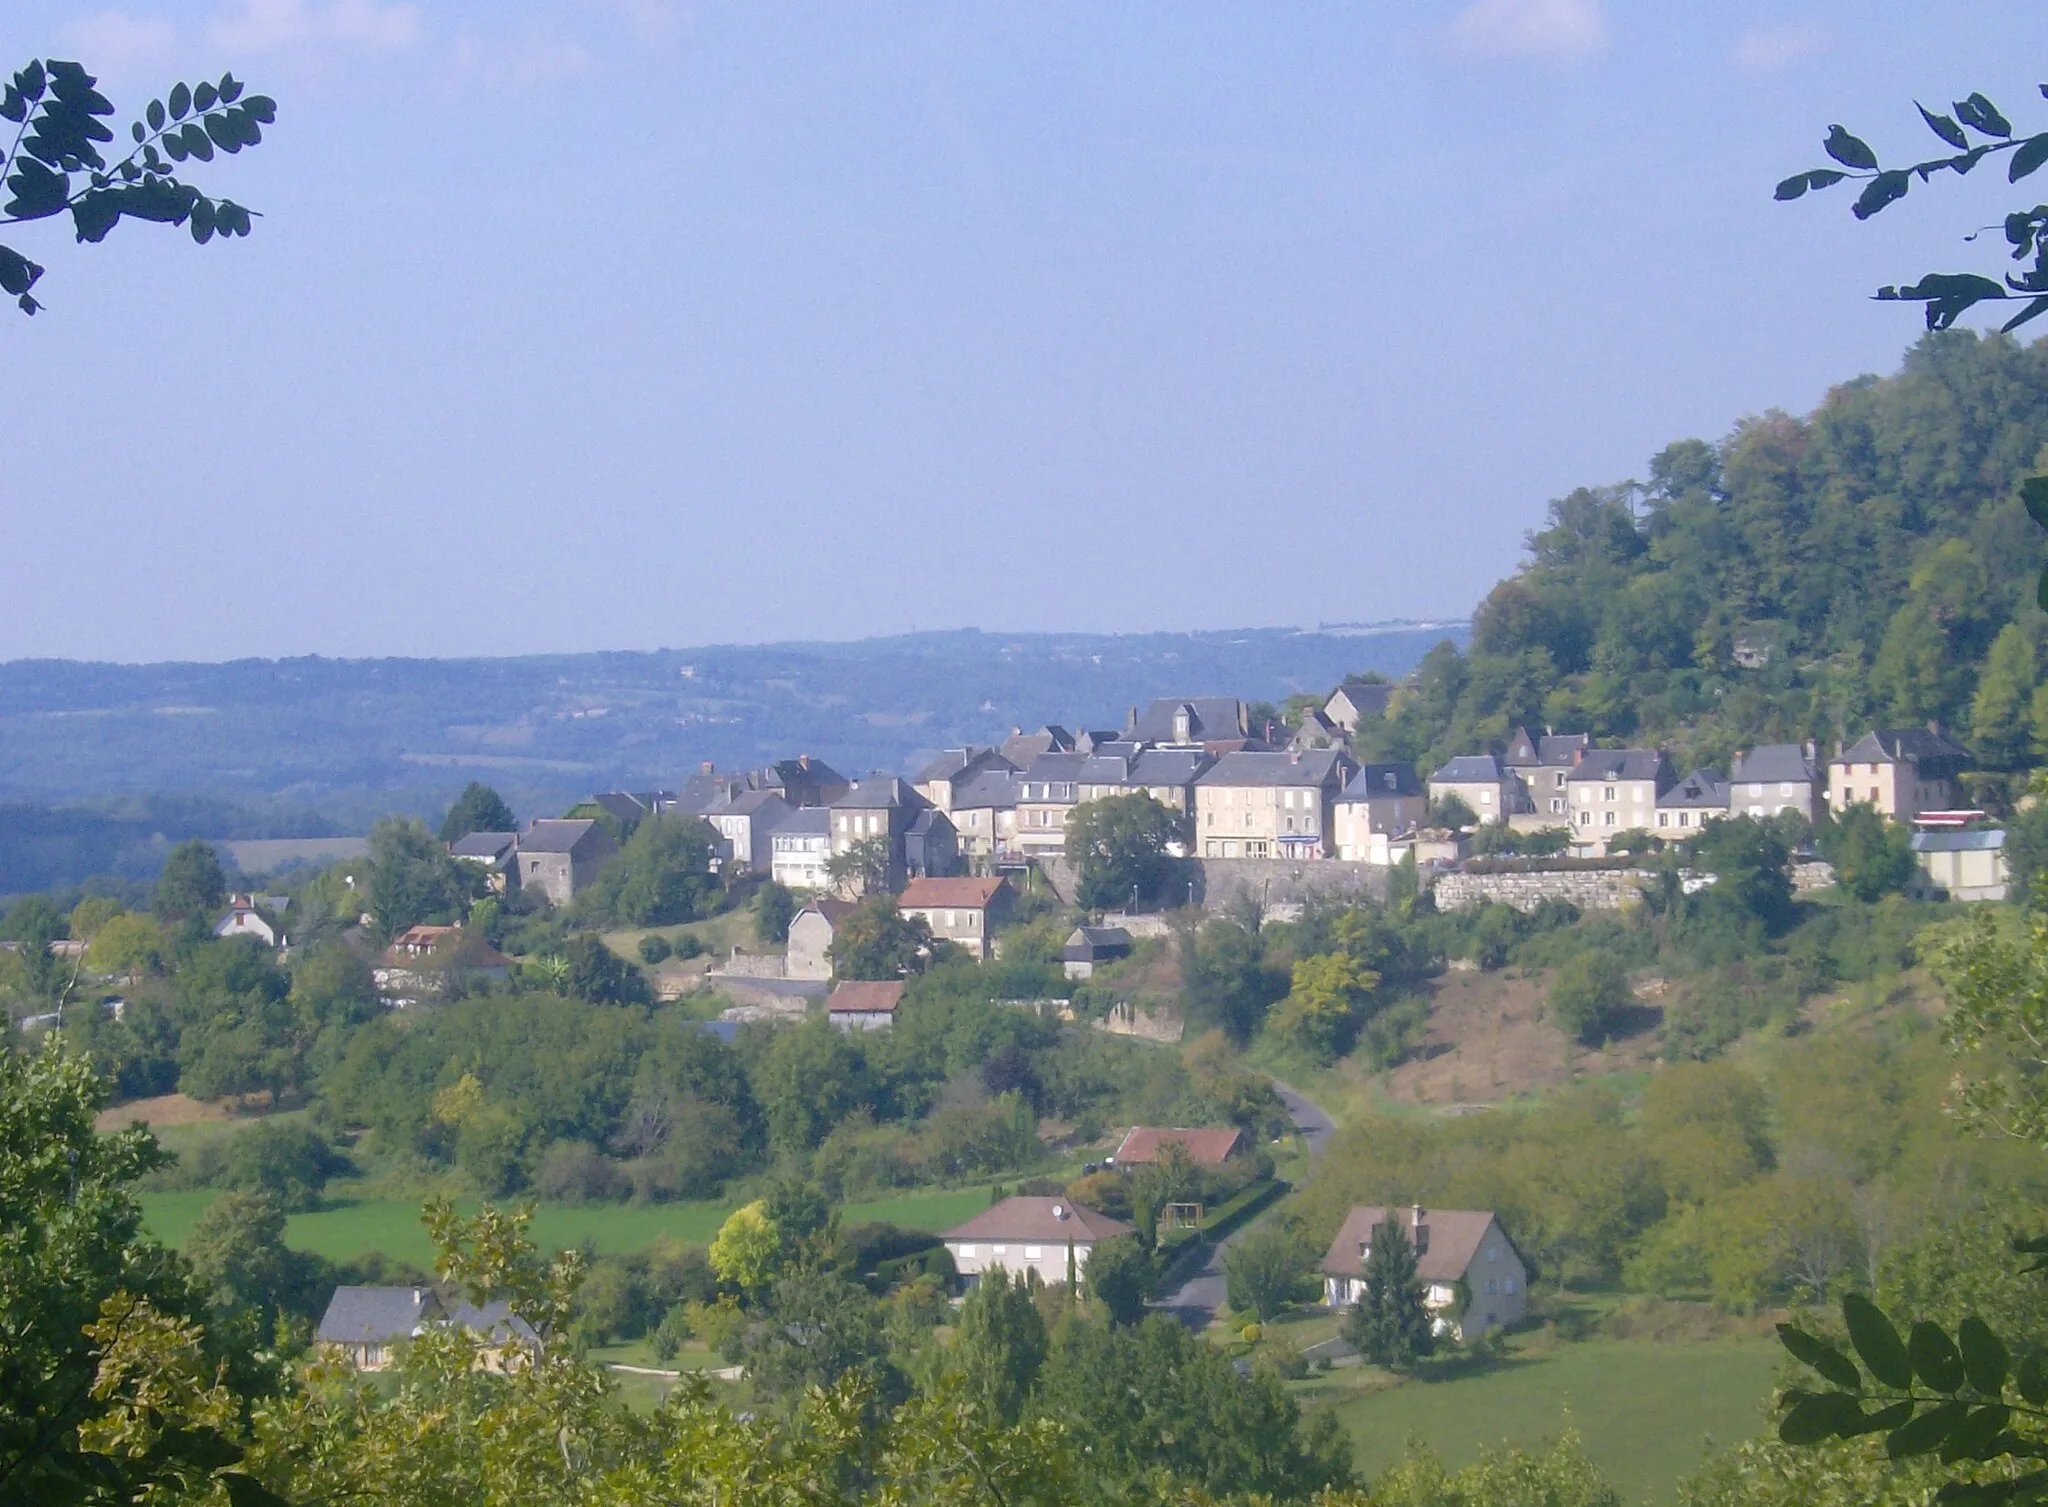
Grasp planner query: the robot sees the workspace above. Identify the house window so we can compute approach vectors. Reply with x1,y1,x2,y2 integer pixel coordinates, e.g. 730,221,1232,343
1870,788,1880,803
1780,782,1794,796
1603,811,1617,827
1024,1245,1043,1259
991,1244,1007,1256
1284,816,1295,832
1578,811,1590,826
1604,786,1617,802
1550,797,1564,813
958,1244,976,1258
1478,789,1492,805
1657,813,1667,827
1485,1277,1498,1294
1505,1277,1517,1294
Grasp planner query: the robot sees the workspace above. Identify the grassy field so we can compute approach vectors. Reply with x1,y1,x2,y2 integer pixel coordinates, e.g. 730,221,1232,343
1312,1337,1778,1506
140,1182,1003,1266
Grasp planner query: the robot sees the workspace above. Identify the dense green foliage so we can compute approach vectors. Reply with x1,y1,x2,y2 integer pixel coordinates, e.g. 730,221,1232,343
1353,332,2048,778
1344,1214,1435,1370
1065,792,1186,911
437,782,515,844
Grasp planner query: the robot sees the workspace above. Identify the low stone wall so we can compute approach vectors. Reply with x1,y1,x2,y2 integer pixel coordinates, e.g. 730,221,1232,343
1090,1001,1185,1043
1431,869,1648,914
712,951,787,979
1194,857,1388,912
1790,860,1837,893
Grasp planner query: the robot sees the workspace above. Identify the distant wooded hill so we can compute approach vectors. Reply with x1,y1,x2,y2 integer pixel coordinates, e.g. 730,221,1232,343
1358,331,2048,783
0,624,1458,890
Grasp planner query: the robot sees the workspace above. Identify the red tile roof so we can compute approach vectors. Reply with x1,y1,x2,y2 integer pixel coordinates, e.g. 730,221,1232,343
897,876,1007,910
1111,1126,1244,1165
825,980,906,1015
942,1196,1133,1244
1319,1206,1516,1283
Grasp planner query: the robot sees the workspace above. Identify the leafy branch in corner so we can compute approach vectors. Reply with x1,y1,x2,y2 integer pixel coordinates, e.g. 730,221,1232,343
1779,87,2048,335
1,58,276,316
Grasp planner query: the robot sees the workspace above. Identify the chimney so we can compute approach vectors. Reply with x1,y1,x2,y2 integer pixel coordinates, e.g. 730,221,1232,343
1927,719,1942,736
799,753,810,771
1410,1203,1423,1231
1127,705,1138,732
700,760,714,774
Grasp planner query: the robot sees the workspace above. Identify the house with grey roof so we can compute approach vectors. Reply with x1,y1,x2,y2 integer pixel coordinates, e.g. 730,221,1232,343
1427,753,1524,827
701,788,793,874
1015,752,1090,857
1567,749,1675,855
903,808,959,879
1289,704,1347,751
1828,728,1970,824
448,831,520,893
770,806,832,891
1193,749,1355,859
1128,697,1249,747
787,896,856,980
1334,762,1426,863
999,725,1076,768
516,818,618,906
1324,680,1395,734
828,775,931,894
1503,727,1589,824
1656,770,1727,834
948,770,1021,859
912,747,1015,814
1910,827,2009,902
1729,742,1820,824
1064,925,1132,979
1321,1205,1527,1341
315,1285,440,1371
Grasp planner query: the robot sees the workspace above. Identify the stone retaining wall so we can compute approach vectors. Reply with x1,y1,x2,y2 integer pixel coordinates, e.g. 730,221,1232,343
1431,869,1648,913
1194,857,1388,911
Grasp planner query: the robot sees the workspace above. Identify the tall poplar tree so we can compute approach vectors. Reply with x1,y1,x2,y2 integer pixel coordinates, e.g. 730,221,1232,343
1343,1213,1435,1369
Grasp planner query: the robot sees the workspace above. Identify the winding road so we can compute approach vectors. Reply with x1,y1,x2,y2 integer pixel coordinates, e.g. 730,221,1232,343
1150,1077,1335,1329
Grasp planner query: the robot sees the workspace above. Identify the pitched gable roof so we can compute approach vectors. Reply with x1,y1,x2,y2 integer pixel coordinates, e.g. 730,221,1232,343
316,1286,440,1345
826,980,906,1015
1343,762,1423,800
449,831,519,861
1839,727,1972,769
1730,743,1817,784
942,1196,1134,1244
1131,697,1248,744
520,818,604,854
1195,749,1350,788
1659,770,1727,809
1431,754,1507,783
1319,1206,1517,1284
1110,1126,1243,1165
1568,749,1671,785
898,876,1006,910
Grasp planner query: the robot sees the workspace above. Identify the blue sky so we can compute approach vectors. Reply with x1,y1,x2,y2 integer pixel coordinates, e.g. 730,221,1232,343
6,2,2047,662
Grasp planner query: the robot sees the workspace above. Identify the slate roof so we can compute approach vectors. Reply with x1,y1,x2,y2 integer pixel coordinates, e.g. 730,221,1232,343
520,818,600,854
899,876,1007,909
1838,728,1972,774
915,747,1010,785
1504,728,1590,767
774,807,831,837
832,776,918,810
769,756,846,789
1000,727,1075,766
1430,754,1508,784
1568,749,1671,785
590,792,651,827
795,898,857,928
1020,752,1089,783
316,1286,439,1345
1319,1206,1518,1283
1328,681,1394,717
449,831,519,861
904,809,953,842
1911,828,2007,852
1130,697,1248,744
942,1196,1134,1244
708,788,791,818
1659,770,1727,810
826,980,906,1015
1194,749,1350,788
1128,750,1211,786
1064,925,1132,960
1342,762,1424,800
1730,743,1817,785
446,1299,540,1347
1111,1126,1243,1165
951,771,1021,809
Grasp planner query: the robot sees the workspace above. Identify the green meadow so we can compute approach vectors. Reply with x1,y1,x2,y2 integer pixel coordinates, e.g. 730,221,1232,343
1312,1337,1780,1506
140,1183,1001,1268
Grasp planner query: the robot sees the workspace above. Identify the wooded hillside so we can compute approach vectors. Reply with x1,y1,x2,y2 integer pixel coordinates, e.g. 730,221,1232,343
1361,331,2048,779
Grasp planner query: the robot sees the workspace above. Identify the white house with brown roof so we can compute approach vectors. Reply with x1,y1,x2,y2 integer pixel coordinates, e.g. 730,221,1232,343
826,979,905,1031
1321,1204,1527,1342
941,1196,1134,1286
897,875,1010,960
1109,1126,1243,1167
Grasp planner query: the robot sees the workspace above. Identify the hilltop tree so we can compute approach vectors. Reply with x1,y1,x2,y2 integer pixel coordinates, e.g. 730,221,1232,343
1,59,275,316
1066,792,1185,911
366,817,473,937
1343,1213,1435,1370
154,839,226,925
754,879,797,945
438,781,516,844
580,813,720,927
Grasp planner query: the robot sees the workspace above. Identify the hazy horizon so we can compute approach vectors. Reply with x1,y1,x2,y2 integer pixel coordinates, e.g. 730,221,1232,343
8,4,2046,662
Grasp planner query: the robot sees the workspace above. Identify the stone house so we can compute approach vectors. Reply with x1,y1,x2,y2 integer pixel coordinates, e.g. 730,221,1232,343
1910,828,2009,902
1567,749,1675,855
1127,697,1250,747
897,875,1010,960
1827,728,1972,823
1014,752,1088,857
448,831,520,893
702,788,793,874
826,978,905,1031
941,1197,1134,1287
1320,1204,1528,1342
1728,742,1821,823
314,1286,538,1373
903,809,960,879
1655,769,1727,833
1323,679,1395,735
1427,754,1524,826
1333,762,1426,863
1502,728,1589,824
1288,706,1348,751
828,776,929,894
1194,749,1355,859
912,747,1016,815
786,897,855,981
948,770,1022,859
769,807,832,891
517,818,618,905
1063,925,1132,979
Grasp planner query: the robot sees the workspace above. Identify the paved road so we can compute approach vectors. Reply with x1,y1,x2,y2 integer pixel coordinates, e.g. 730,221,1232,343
1150,1077,1335,1329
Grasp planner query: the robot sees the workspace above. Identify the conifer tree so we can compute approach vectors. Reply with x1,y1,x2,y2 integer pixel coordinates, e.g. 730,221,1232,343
1343,1213,1435,1369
